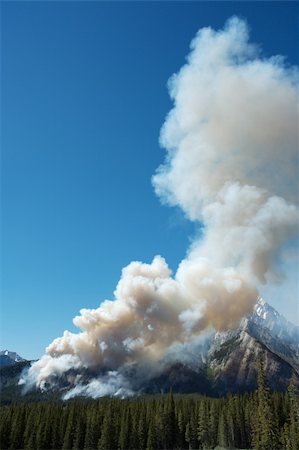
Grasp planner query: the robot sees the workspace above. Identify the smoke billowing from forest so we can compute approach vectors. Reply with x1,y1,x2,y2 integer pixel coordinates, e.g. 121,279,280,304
21,17,299,398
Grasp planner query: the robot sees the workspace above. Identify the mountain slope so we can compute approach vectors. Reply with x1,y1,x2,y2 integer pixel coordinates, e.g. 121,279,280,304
0,350,26,367
125,299,299,395
208,298,299,394
247,299,299,371
1,299,298,402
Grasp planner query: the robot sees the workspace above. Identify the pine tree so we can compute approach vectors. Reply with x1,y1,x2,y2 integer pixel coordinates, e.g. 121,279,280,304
84,414,96,450
146,420,155,450
128,406,139,450
118,407,129,450
0,408,11,450
9,405,25,450
217,410,228,449
36,405,53,449
50,408,62,450
280,422,291,450
226,395,236,449
62,405,76,450
185,421,197,450
59,406,70,449
208,400,218,449
253,359,279,450
198,399,209,449
233,394,246,449
98,402,114,450
73,411,86,450
163,390,177,449
155,401,165,450
137,408,147,450
23,406,37,450
287,377,299,450
177,409,186,449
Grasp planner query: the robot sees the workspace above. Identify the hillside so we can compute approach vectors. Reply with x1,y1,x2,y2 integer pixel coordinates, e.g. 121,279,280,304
1,299,298,403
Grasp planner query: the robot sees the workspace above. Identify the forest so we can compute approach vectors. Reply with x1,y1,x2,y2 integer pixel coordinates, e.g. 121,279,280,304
0,365,298,450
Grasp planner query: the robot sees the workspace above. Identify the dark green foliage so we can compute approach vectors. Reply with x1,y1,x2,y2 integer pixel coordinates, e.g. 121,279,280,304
217,410,227,448
252,360,279,450
1,384,298,449
198,398,212,449
283,377,299,450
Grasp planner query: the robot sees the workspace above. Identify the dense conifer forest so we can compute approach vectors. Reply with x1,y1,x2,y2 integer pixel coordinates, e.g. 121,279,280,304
0,366,298,450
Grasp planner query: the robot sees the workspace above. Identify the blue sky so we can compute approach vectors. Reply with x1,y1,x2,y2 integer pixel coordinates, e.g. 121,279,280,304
2,1,298,360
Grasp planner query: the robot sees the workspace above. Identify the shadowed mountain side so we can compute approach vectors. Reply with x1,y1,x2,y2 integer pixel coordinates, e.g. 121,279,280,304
142,363,213,395
0,351,26,367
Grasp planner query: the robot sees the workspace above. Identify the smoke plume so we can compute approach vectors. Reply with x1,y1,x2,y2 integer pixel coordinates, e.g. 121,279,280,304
21,17,299,397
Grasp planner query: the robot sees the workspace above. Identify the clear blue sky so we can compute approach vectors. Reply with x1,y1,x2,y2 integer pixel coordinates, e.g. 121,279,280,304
2,1,298,360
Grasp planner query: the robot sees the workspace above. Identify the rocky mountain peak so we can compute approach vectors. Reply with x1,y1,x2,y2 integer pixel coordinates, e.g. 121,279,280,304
0,350,26,367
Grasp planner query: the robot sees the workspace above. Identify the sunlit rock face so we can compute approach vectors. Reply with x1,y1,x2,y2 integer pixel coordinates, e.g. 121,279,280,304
208,298,299,394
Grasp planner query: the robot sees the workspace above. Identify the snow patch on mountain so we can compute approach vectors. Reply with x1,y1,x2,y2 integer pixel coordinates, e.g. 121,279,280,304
0,350,26,367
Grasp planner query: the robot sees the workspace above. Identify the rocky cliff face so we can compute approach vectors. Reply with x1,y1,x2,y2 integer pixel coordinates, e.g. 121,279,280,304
207,298,299,394
144,299,299,395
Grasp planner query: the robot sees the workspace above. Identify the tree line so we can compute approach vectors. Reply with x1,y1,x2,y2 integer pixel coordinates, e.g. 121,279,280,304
0,365,298,450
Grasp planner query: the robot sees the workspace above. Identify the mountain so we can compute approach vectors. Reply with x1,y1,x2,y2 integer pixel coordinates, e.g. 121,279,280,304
207,298,299,394
1,299,298,403
145,298,299,395
0,360,60,405
0,350,26,367
247,298,299,371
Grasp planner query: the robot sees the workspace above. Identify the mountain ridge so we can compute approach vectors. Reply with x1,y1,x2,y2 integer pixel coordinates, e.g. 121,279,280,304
0,350,26,367
1,299,298,402
146,298,299,395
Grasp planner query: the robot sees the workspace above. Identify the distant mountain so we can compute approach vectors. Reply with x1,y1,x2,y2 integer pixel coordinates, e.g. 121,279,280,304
0,360,55,405
0,350,26,367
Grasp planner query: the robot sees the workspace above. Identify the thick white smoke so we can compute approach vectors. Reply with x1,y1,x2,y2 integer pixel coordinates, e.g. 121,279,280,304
21,17,299,397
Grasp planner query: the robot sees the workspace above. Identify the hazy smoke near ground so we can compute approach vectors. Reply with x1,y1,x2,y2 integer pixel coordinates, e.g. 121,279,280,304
21,17,299,398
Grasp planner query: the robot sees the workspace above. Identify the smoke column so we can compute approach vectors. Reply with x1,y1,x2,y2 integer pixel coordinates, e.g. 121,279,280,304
21,17,299,398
